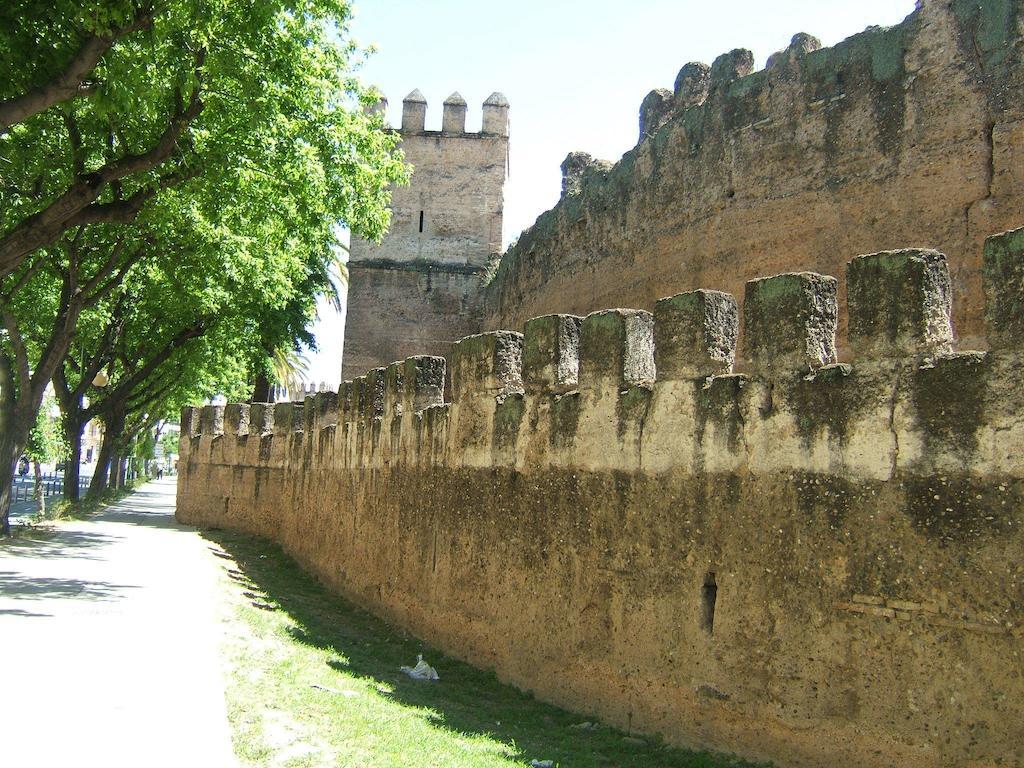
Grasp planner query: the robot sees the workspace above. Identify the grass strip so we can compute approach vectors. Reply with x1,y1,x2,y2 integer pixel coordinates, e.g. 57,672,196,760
207,529,768,768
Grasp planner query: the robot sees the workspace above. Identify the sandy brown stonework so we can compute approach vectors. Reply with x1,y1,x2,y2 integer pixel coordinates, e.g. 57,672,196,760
180,228,1024,768
481,1,1024,354
344,2,1024,376
342,90,509,380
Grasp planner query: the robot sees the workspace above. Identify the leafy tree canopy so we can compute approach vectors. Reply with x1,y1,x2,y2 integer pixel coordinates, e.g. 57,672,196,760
0,0,409,529
0,0,407,276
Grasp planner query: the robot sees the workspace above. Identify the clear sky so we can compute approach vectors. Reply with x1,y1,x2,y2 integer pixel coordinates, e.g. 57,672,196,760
304,0,919,388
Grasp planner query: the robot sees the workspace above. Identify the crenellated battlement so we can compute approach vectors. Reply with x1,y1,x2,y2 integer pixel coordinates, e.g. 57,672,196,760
190,228,1024,479
394,88,510,137
195,228,1019,444
484,1,1024,356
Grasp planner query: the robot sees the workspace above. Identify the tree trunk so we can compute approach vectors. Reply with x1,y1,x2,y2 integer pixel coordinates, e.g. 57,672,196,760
0,439,17,536
63,416,85,502
32,460,45,516
0,427,28,535
88,422,118,498
251,371,272,403
115,456,127,488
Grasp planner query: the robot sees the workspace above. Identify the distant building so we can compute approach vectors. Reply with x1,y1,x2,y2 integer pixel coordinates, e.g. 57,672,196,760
82,419,103,464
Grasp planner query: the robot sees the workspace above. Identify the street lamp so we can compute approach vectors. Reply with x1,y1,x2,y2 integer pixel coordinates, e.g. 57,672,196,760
92,370,109,388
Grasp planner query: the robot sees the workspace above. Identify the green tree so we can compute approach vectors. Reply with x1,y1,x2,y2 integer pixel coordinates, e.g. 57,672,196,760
0,0,408,533
24,394,67,515
159,428,179,466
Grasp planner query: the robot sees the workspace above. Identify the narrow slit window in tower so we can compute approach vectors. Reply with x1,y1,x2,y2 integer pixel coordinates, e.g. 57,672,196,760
701,572,718,634
419,210,424,233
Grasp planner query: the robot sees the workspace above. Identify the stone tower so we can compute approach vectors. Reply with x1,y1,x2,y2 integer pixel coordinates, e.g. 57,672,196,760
342,90,509,380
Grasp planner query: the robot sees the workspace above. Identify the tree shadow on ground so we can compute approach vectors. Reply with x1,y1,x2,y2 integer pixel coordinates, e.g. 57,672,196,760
0,528,117,560
204,529,767,768
99,507,187,531
0,570,138,602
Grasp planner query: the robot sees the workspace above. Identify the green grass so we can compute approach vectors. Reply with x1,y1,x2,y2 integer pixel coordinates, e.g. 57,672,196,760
206,530,768,768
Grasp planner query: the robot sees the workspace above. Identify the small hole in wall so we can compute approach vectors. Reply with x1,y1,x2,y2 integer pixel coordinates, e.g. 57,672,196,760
419,210,424,232
701,572,718,634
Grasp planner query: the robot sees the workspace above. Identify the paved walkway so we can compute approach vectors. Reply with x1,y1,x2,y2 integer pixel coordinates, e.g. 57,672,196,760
0,479,237,767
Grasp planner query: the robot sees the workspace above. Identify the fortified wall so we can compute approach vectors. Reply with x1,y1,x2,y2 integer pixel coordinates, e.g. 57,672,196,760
180,228,1024,768
342,91,509,380
479,0,1024,353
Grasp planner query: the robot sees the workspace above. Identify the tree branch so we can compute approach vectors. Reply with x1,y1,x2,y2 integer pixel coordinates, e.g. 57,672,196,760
0,257,45,302
0,48,206,279
86,256,139,306
91,318,209,421
0,305,31,388
63,110,85,175
0,13,153,131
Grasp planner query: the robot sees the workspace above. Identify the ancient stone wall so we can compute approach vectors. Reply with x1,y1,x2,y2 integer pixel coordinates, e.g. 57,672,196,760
483,1,1024,353
179,228,1024,768
342,91,509,380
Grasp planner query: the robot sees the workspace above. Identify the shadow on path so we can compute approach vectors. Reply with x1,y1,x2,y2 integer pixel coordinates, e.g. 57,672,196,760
0,570,138,602
1,529,119,560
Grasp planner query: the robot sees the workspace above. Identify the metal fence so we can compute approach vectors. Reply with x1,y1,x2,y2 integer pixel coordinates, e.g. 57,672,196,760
9,474,92,503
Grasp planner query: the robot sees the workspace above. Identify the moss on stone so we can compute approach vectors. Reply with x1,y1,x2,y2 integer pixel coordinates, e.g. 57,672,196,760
696,375,746,454
911,352,989,462
790,364,867,447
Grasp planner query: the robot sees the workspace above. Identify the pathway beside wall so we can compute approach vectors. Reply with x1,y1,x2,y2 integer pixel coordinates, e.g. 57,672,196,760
0,480,236,768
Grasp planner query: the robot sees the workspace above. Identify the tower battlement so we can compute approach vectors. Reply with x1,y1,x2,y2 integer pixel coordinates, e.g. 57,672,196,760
394,89,510,137
342,89,510,380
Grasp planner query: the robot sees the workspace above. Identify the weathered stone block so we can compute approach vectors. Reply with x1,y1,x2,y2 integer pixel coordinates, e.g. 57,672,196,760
314,391,339,428
200,405,224,436
674,62,710,108
482,92,509,136
451,331,524,401
579,309,655,390
338,382,350,419
249,403,274,435
401,89,426,132
290,404,305,433
303,395,317,433
654,290,737,380
273,403,296,435
384,360,406,418
560,151,612,198
181,407,201,438
847,249,953,359
402,356,445,412
362,368,386,420
983,226,1024,349
442,92,467,133
766,32,821,71
523,314,583,395
709,48,755,91
639,88,673,141
348,377,364,424
224,404,250,437
742,272,838,374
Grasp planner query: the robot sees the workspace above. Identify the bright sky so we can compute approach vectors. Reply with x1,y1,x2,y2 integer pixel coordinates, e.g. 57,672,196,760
305,0,919,388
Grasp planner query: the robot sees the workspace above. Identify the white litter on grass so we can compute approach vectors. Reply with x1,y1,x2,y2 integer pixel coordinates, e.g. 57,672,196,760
529,761,554,768
400,654,439,681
